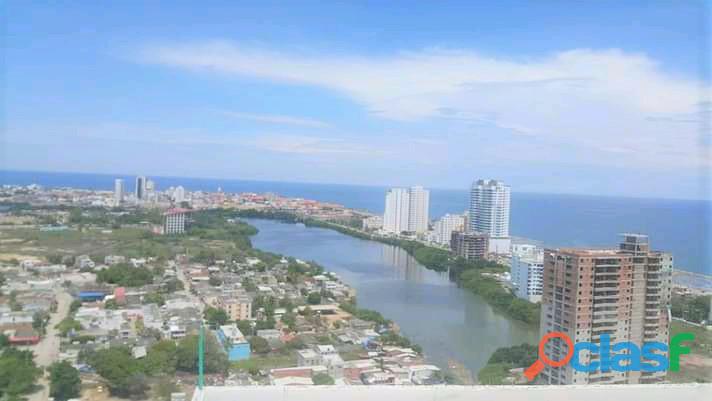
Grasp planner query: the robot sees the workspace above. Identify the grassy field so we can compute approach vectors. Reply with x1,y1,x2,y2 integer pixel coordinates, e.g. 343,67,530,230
231,353,297,373
667,321,712,383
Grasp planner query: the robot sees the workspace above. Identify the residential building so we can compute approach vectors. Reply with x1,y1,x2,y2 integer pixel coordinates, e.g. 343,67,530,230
510,250,544,302
451,231,489,260
407,186,430,233
469,180,511,254
221,296,252,321
217,324,251,361
433,213,465,246
173,185,186,203
383,186,430,234
163,208,189,235
539,234,672,385
135,176,147,201
383,188,410,233
114,178,124,206
362,215,383,231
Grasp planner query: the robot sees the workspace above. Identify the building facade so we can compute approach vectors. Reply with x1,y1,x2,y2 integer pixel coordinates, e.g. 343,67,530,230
450,231,489,260
383,186,430,234
433,213,465,246
539,234,672,385
383,188,410,233
135,176,146,201
510,251,544,303
468,179,510,237
114,178,124,206
163,208,188,235
407,186,430,233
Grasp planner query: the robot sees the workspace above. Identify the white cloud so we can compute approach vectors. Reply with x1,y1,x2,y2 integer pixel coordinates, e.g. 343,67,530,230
217,110,331,128
251,134,388,156
137,41,709,170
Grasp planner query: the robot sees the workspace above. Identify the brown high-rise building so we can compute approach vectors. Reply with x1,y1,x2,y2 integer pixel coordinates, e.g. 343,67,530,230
539,234,672,385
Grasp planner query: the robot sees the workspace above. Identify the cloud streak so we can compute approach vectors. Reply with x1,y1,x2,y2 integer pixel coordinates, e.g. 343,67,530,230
218,110,331,128
136,41,709,170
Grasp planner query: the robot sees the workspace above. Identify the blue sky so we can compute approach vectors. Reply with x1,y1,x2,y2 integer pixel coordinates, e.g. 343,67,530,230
2,1,710,199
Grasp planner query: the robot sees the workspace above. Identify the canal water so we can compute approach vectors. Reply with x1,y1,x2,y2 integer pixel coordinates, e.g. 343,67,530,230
246,219,538,375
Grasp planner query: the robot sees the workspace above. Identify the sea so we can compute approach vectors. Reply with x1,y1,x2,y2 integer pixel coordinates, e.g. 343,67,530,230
1,170,710,275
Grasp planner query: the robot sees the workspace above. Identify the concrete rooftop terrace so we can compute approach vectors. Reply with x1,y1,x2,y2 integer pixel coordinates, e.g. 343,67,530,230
192,384,711,401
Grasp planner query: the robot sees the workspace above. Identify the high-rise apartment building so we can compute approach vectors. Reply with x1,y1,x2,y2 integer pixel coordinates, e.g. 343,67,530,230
469,179,510,237
407,186,430,233
450,231,489,260
135,176,147,201
163,208,189,235
383,188,410,233
173,185,186,203
383,186,430,234
113,178,124,206
433,213,465,246
511,250,544,303
539,234,672,385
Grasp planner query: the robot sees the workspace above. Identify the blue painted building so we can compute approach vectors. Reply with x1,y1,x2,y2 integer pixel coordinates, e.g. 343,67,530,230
216,324,251,361
77,291,107,302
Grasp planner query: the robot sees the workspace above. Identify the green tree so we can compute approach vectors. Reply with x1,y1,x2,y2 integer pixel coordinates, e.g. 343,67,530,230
249,336,270,355
204,307,229,327
307,292,321,305
143,340,178,375
0,348,42,399
176,335,228,374
236,320,253,336
312,372,335,385
49,361,81,401
56,317,83,337
143,292,166,306
86,347,143,397
209,276,222,287
32,310,50,335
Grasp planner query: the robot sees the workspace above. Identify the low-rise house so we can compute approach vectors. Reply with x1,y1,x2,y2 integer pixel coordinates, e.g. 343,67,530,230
297,349,321,367
75,255,95,270
216,324,250,361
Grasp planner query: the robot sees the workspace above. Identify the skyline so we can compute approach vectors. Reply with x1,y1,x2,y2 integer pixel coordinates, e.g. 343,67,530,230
2,1,711,200
4,168,712,203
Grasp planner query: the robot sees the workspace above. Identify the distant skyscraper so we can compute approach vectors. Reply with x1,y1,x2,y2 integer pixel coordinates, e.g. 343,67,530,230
539,234,672,385
173,185,186,203
383,188,410,233
383,186,430,234
469,179,510,237
113,179,124,206
433,213,465,246
407,186,430,233
135,176,146,201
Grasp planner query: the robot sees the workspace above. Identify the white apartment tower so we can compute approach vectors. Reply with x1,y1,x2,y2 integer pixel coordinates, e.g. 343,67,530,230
469,179,510,237
434,213,465,246
383,188,410,233
407,186,430,233
113,178,124,206
383,186,430,234
510,250,544,303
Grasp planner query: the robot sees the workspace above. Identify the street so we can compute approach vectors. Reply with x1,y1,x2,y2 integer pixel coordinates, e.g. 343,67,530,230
26,288,73,401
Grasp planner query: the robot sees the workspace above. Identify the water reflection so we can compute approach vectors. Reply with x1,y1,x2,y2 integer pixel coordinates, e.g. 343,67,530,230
246,218,538,375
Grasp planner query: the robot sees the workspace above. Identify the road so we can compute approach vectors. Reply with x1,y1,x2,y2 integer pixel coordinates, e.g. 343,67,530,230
26,288,73,401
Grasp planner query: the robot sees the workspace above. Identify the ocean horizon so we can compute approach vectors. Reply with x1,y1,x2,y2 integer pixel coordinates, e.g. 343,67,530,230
1,169,710,275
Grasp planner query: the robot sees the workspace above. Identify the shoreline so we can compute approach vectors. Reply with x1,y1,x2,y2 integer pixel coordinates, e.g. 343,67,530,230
236,209,541,326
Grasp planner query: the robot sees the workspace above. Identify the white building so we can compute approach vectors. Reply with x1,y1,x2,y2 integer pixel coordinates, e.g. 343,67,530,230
383,188,410,233
469,179,510,236
407,186,430,233
469,179,511,254
163,208,188,235
433,213,465,246
113,178,124,206
383,186,430,234
510,250,544,303
362,215,383,231
173,186,186,203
